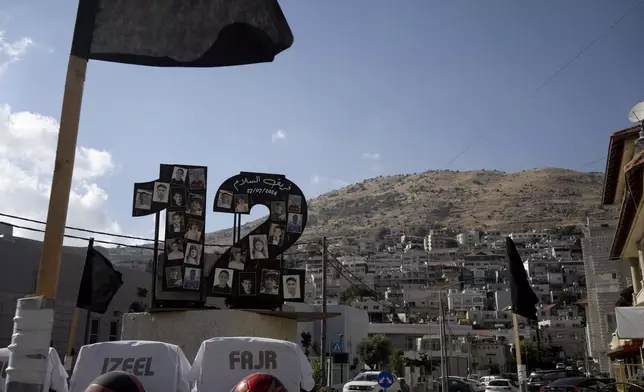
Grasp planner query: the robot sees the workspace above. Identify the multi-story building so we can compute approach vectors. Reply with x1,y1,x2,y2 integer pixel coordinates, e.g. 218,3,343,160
456,231,480,247
581,221,630,375
599,124,644,371
425,229,458,251
509,231,548,244
447,289,486,312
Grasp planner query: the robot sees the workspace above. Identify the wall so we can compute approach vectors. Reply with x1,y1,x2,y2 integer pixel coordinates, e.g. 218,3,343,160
581,233,630,375
0,236,151,358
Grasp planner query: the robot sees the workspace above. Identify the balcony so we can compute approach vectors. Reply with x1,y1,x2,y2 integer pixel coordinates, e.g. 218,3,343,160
636,285,644,306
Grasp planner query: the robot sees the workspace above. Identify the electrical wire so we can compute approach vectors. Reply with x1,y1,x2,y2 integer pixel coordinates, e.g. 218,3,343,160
0,211,320,249
5,222,157,250
445,0,642,167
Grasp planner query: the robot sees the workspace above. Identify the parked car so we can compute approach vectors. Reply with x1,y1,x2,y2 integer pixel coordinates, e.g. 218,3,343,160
452,376,485,392
539,377,609,392
481,376,501,387
527,370,585,392
343,372,402,392
485,379,519,392
435,377,474,392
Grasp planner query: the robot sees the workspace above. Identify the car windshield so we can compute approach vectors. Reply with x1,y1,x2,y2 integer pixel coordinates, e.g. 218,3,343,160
488,380,509,387
353,373,379,382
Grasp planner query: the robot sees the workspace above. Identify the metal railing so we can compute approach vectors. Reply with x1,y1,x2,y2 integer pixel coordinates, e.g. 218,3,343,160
613,363,644,384
598,381,644,392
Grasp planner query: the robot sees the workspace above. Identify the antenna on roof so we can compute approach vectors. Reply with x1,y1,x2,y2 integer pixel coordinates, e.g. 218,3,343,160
628,101,644,154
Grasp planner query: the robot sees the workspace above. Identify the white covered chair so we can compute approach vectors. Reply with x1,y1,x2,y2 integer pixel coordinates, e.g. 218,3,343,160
69,340,191,392
0,347,69,392
189,337,315,392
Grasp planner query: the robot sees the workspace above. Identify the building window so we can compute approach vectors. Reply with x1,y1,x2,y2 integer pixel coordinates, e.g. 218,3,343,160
606,314,616,330
89,319,100,343
109,321,119,341
405,337,414,350
612,273,617,279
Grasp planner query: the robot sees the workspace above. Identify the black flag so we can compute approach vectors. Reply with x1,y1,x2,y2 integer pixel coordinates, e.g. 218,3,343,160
506,237,539,320
76,239,123,314
70,0,294,68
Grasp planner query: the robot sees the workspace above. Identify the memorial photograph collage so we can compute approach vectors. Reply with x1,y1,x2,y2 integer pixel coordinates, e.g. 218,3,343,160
211,185,306,301
162,165,208,292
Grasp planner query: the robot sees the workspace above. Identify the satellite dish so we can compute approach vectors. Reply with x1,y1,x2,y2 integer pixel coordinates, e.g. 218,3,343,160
628,101,644,123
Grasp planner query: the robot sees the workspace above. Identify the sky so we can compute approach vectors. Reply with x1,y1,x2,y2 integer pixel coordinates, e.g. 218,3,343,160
0,1,643,245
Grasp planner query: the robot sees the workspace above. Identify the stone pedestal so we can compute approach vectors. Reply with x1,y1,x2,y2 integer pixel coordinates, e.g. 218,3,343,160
121,309,298,360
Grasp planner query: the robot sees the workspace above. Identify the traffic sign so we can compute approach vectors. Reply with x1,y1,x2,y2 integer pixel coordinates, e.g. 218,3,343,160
331,340,343,353
377,371,395,389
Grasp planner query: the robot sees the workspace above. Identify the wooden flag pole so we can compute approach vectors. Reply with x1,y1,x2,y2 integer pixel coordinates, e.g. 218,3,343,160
36,55,88,298
65,308,79,357
6,55,88,392
512,313,526,392
64,308,80,371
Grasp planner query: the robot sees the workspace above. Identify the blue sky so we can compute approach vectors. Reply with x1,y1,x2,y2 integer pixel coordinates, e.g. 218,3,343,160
0,1,643,238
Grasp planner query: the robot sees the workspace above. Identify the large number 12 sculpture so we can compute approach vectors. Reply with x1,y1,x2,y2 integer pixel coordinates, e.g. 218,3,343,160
210,171,307,309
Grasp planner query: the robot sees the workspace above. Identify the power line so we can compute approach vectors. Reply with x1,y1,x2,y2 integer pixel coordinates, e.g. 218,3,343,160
0,211,320,249
0,211,156,242
445,0,642,167
5,222,156,250
322,249,397,310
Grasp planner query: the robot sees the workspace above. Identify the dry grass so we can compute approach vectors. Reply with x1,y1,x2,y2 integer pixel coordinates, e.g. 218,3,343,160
206,168,617,244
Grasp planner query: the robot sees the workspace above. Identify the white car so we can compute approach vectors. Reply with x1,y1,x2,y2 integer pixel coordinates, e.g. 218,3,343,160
343,371,402,392
484,379,518,392
480,376,500,387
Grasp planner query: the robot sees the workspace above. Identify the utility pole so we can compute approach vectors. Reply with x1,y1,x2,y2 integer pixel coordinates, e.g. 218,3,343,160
321,236,328,387
439,291,449,392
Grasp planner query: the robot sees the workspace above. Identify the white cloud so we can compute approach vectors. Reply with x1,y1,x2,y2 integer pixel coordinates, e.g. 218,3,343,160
0,104,125,246
0,30,34,74
310,174,348,189
271,129,286,143
361,153,381,160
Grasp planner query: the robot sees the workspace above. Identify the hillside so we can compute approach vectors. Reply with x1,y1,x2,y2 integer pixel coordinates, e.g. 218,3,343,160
205,168,617,244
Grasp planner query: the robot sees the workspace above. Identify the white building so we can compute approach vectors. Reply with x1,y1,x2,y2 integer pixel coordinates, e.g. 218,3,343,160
447,288,487,312
425,229,458,251
456,231,480,247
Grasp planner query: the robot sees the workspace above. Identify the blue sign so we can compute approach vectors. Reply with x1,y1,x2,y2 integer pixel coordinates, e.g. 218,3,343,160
331,340,343,353
377,371,395,389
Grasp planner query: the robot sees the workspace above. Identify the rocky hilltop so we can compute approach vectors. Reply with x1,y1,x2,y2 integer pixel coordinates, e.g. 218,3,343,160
205,168,616,244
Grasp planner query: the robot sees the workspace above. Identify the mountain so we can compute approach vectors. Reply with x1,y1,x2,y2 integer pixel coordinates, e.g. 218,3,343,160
205,168,617,244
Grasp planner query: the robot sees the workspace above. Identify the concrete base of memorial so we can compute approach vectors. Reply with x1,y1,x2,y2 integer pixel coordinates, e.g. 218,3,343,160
121,309,330,359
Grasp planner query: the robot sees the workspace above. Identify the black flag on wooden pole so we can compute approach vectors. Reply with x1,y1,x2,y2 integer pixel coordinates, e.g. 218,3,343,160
506,237,539,321
70,0,294,68
76,239,123,314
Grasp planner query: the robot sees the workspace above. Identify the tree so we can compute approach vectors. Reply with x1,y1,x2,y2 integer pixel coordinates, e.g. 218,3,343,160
310,357,322,386
341,286,375,303
519,341,541,367
301,332,312,356
129,286,149,312
357,334,392,369
403,352,439,375
388,350,404,375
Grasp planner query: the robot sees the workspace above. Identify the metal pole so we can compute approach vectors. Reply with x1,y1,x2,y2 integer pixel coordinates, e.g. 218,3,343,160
151,211,160,309
512,313,526,392
340,335,345,383
439,291,448,392
82,309,92,345
427,309,434,378
321,236,328,386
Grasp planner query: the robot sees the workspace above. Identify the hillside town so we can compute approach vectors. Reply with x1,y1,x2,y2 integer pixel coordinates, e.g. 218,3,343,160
2,2,644,392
